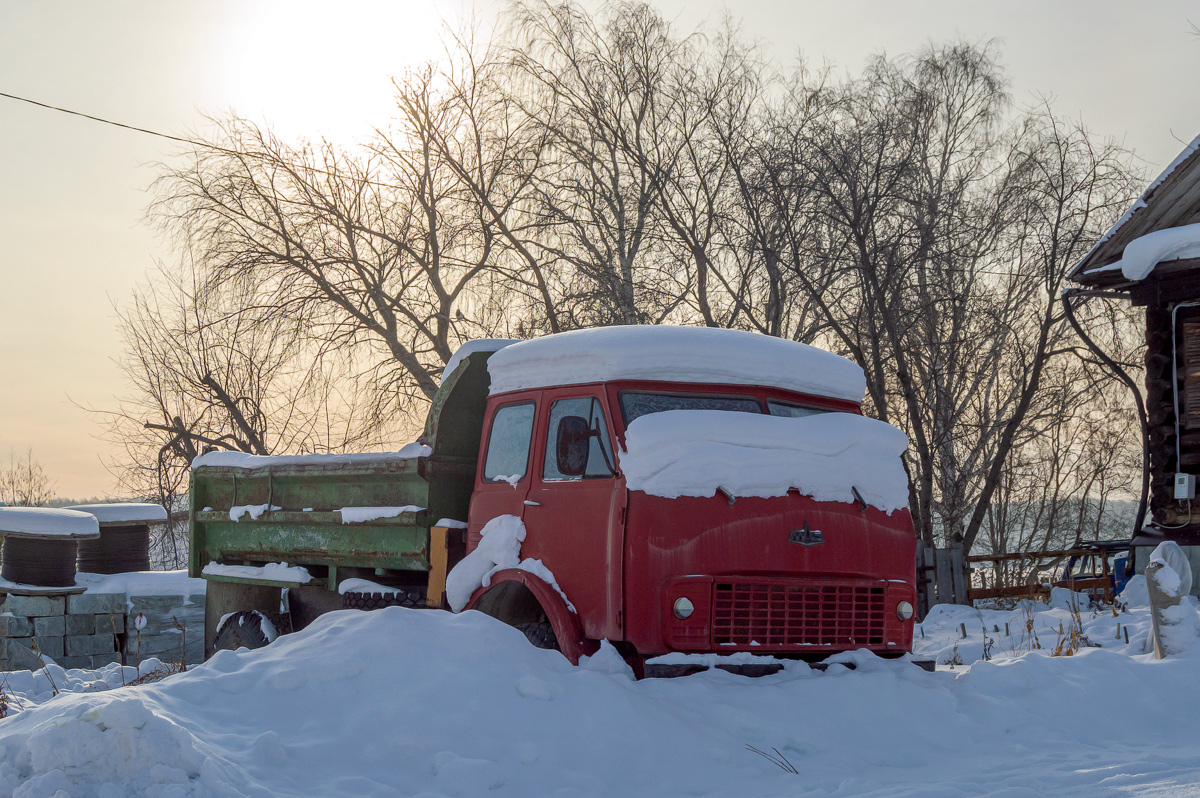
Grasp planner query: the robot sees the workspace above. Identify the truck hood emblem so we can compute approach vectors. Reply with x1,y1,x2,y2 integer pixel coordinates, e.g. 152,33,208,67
789,523,824,546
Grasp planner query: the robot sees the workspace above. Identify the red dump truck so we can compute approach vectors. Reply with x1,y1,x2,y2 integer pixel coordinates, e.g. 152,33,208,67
191,326,918,673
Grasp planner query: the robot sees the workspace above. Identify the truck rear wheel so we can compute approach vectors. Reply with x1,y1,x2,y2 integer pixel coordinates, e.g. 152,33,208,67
213,610,275,652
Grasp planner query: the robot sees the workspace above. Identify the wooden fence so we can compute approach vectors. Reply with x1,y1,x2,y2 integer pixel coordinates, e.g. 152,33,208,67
916,545,1116,619
916,546,968,618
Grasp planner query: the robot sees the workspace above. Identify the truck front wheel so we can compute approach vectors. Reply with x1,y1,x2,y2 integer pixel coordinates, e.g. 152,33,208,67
515,618,560,651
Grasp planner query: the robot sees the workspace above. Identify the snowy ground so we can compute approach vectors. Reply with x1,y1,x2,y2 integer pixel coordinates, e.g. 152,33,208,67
2,579,1199,797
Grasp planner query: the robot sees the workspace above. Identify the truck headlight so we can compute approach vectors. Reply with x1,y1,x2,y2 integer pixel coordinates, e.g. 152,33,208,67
896,601,914,621
673,597,695,619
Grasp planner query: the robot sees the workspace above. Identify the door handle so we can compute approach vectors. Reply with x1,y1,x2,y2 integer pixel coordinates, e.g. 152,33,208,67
523,500,540,506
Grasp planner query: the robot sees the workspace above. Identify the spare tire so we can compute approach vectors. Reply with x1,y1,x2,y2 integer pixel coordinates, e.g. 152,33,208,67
342,589,425,610
213,610,276,652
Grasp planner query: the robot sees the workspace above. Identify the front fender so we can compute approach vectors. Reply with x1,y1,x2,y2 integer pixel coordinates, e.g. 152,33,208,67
464,569,595,664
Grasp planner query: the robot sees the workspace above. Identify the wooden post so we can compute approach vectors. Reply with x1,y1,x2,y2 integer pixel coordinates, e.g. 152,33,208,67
950,547,968,605
935,549,953,605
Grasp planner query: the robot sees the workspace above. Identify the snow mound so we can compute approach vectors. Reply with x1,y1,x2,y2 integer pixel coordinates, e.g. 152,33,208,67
445,515,525,612
620,410,910,511
444,516,574,613
487,325,866,401
6,605,1200,796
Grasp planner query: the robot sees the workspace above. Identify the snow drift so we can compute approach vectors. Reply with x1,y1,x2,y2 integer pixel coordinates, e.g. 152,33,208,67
619,410,910,511
5,600,1200,796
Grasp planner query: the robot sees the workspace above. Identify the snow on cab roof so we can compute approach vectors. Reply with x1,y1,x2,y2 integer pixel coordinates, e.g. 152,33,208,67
67,503,168,524
486,326,865,401
0,507,100,538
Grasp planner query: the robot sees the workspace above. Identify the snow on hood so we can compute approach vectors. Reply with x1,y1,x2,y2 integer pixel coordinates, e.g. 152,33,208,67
620,410,910,512
486,326,866,402
192,442,430,470
1111,223,1200,281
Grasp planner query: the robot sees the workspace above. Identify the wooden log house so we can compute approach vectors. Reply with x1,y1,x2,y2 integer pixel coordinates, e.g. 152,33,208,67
1070,133,1200,586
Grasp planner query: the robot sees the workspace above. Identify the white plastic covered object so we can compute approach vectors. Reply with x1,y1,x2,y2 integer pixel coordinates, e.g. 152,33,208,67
67,503,168,524
486,325,866,402
619,410,910,512
1149,541,1194,598
0,506,100,538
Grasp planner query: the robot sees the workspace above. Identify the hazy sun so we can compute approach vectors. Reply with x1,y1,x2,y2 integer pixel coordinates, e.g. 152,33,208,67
214,0,466,145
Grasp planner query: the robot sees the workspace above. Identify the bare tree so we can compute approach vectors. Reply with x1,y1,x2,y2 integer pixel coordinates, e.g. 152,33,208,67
0,449,55,507
108,2,1143,575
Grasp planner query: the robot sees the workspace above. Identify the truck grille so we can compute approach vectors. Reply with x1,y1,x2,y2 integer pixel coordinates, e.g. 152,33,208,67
712,580,885,647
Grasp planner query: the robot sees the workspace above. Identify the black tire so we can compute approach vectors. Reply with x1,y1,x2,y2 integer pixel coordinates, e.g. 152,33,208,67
342,589,424,610
212,610,273,652
515,619,560,651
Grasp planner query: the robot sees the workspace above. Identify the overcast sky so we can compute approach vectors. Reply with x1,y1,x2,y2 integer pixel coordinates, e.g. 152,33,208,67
2,0,1198,499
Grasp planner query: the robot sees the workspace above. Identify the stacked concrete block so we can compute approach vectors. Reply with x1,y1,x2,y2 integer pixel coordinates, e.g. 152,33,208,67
0,582,206,672
122,594,205,667
0,593,124,670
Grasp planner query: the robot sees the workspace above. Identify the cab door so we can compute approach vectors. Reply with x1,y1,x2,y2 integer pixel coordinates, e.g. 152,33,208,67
521,390,625,640
467,397,537,548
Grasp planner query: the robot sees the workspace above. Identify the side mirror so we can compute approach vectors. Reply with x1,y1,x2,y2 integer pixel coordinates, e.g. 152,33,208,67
556,416,590,476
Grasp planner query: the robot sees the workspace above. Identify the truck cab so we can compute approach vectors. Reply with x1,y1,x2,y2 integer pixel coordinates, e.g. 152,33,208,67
450,326,918,664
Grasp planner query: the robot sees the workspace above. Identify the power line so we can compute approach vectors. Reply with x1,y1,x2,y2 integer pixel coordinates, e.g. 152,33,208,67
0,89,1089,284
0,89,235,154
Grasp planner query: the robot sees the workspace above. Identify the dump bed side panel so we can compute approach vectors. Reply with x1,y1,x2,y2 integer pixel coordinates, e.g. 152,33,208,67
188,350,498,589
189,459,431,587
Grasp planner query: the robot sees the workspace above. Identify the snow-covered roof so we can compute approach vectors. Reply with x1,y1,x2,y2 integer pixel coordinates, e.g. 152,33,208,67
67,503,168,525
1084,133,1200,266
192,442,430,470
619,409,910,512
0,507,100,538
486,326,865,402
1073,132,1200,285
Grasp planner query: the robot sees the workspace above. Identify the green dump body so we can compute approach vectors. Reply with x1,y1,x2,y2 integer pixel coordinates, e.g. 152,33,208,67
188,351,492,592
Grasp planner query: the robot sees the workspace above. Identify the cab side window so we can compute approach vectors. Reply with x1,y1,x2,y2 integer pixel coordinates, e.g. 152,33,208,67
543,396,616,480
483,402,536,483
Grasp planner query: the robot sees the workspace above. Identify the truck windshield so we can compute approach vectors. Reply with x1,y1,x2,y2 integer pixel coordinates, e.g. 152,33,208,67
766,400,830,418
619,392,762,424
